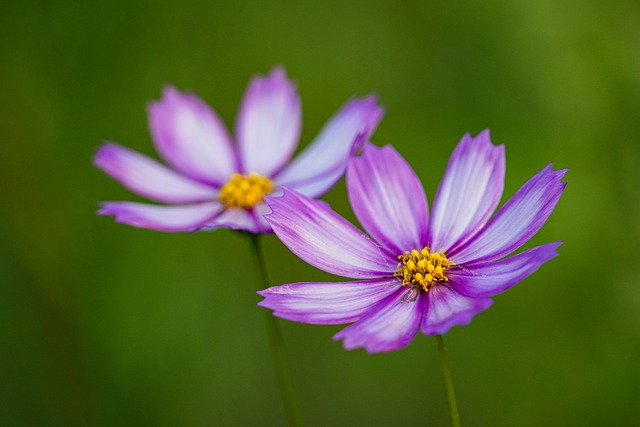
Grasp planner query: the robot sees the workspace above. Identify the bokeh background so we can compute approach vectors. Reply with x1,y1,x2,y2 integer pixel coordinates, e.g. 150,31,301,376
2,0,639,425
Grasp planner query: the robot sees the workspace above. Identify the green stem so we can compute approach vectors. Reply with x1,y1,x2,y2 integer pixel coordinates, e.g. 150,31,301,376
435,334,461,427
248,233,304,427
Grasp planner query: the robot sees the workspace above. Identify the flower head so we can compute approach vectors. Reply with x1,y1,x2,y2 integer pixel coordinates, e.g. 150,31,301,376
259,130,566,353
94,67,384,233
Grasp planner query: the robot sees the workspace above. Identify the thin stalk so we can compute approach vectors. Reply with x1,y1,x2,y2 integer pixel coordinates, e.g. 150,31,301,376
248,233,304,427
435,334,461,427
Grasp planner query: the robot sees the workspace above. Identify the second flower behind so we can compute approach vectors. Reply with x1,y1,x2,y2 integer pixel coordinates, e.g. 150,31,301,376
95,66,384,233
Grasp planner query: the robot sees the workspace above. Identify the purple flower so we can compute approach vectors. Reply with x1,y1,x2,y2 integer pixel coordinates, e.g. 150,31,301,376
94,67,383,233
258,130,567,353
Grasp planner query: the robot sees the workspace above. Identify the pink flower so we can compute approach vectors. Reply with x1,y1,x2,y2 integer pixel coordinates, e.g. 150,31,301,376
95,67,383,233
259,131,567,352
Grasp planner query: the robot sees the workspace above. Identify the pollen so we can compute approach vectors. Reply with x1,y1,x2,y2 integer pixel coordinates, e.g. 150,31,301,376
394,247,454,292
219,173,273,209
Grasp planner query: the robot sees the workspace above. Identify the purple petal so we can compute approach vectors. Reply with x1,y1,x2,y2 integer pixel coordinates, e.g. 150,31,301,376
347,143,429,255
334,286,423,353
274,96,384,198
264,189,397,279
451,165,567,264
251,200,275,233
148,86,237,186
429,130,505,252
202,188,282,234
98,201,224,232
202,207,260,233
448,242,561,298
258,278,401,325
421,284,493,335
236,66,302,176
94,143,217,204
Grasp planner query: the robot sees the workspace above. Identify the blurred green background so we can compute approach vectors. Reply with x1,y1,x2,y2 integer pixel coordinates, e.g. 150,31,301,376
1,0,639,425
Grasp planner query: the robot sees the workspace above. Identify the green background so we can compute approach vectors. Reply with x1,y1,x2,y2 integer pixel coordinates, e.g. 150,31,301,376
2,0,639,425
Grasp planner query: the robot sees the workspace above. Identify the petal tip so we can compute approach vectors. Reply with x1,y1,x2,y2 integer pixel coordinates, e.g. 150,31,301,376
97,201,117,216
249,65,296,94
345,96,385,122
93,142,134,172
93,143,115,168
149,85,203,115
151,85,185,110
161,84,180,96
547,241,563,257
267,65,289,82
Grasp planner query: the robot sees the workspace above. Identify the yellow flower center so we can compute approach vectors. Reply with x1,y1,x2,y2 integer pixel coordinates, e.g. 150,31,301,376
219,173,273,209
394,247,454,292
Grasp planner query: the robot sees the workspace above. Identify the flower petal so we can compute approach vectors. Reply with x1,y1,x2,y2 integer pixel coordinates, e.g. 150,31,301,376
421,284,493,335
258,278,401,325
334,286,423,353
94,143,217,203
275,96,384,198
451,164,567,264
448,242,561,298
251,200,275,234
98,201,224,232
347,143,429,254
236,66,301,176
148,86,237,186
264,189,397,279
202,207,259,233
202,188,282,234
429,130,505,252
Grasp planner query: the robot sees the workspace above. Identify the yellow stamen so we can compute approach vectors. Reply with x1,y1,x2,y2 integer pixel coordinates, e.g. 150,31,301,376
219,173,273,209
394,246,454,292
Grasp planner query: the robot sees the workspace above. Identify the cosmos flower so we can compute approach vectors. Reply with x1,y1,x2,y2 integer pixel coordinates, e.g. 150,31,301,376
94,67,383,233
258,131,566,353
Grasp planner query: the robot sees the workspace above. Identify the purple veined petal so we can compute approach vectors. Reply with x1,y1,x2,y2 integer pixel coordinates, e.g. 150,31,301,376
258,277,401,325
235,66,302,177
274,96,384,198
421,283,493,336
347,143,429,255
429,130,505,253
94,143,217,204
334,286,423,353
98,201,224,232
264,189,397,279
148,86,237,186
451,164,567,265
448,242,561,298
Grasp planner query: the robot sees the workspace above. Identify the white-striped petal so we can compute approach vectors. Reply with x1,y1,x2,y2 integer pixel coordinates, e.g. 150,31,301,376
347,143,429,254
94,143,217,203
275,97,384,198
148,86,237,186
334,286,423,353
236,66,301,176
264,189,397,279
429,130,505,252
99,201,224,232
420,284,493,335
451,165,567,264
258,278,401,325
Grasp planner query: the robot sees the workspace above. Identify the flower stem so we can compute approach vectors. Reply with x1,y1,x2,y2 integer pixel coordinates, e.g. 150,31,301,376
248,233,304,427
435,334,461,427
